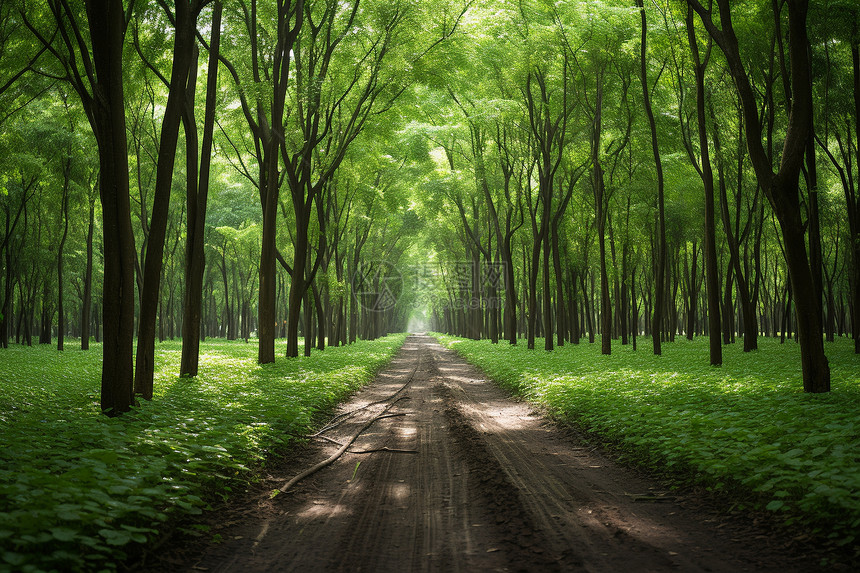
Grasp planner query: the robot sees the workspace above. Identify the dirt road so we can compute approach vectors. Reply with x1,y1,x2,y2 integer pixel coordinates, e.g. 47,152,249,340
144,335,820,572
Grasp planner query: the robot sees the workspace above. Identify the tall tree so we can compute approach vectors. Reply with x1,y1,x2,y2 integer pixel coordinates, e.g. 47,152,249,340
55,108,72,352
687,0,829,391
281,0,422,357
180,0,222,377
521,65,570,351
686,4,722,366
218,0,304,364
710,92,759,351
132,0,208,399
26,0,139,414
636,0,668,356
815,3,860,353
80,176,96,350
492,124,525,346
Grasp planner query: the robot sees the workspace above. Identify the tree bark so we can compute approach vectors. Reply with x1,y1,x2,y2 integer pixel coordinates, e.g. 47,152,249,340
181,1,222,377
89,0,137,415
851,35,860,353
591,79,611,356
81,193,95,350
134,1,198,399
687,0,829,390
712,97,758,351
687,4,722,366
57,158,70,351
637,0,667,356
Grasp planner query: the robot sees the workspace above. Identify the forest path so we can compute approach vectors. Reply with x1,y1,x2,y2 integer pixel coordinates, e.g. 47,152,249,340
142,334,816,572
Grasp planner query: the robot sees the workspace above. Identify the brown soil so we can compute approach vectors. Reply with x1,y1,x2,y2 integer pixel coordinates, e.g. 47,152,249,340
134,334,830,572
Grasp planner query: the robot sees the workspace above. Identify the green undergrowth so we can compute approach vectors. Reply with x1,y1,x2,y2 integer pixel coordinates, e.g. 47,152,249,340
435,333,860,551
0,334,406,573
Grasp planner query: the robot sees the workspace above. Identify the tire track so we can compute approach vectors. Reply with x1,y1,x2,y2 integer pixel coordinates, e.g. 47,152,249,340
438,382,571,571
140,334,820,573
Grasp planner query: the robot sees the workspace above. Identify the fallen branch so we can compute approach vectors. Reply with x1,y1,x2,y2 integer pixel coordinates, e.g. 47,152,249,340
348,447,418,454
279,365,419,493
279,407,404,493
309,371,417,438
314,435,345,446
624,493,677,502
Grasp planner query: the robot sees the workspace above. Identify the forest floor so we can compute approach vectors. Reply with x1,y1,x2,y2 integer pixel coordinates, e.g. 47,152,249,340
133,334,830,572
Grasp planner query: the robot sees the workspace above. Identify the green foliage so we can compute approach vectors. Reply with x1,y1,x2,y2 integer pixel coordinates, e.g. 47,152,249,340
436,334,860,547
0,334,405,572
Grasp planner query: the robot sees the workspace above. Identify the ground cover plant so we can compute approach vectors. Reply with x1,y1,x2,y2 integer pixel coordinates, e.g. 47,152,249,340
436,334,860,553
0,334,406,573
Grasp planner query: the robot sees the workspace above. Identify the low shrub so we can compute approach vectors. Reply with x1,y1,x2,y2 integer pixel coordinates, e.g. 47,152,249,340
436,334,860,548
0,335,405,572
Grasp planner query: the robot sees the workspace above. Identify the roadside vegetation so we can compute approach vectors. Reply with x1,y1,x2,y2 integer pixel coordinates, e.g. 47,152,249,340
0,334,405,573
436,334,860,553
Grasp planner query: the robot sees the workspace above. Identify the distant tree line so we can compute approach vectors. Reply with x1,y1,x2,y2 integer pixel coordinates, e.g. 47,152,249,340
418,0,858,395
0,0,465,414
0,0,857,416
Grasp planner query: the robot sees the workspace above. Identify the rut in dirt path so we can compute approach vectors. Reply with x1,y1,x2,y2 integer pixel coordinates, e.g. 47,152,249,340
153,334,819,573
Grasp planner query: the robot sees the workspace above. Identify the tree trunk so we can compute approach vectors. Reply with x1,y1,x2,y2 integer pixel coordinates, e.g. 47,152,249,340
685,242,699,341
503,235,517,346
471,247,482,340
582,273,595,344
620,199,631,345
40,281,52,345
542,222,553,351
527,239,539,350
631,265,638,350
286,213,308,357
1,239,11,349
181,1,222,377
90,0,137,416
57,159,70,351
687,0,829,389
551,223,565,347
592,80,611,356
569,267,580,343
596,188,611,356
134,2,197,399
219,0,302,364
687,4,722,366
259,151,281,360
779,210,829,390
303,285,313,356
722,260,734,345
313,280,325,351
712,98,758,351
851,37,860,353
806,128,824,338
637,0,668,356
78,193,94,350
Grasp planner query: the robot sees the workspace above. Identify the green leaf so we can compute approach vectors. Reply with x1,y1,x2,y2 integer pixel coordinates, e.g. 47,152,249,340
3,552,26,566
98,528,132,546
49,526,78,542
